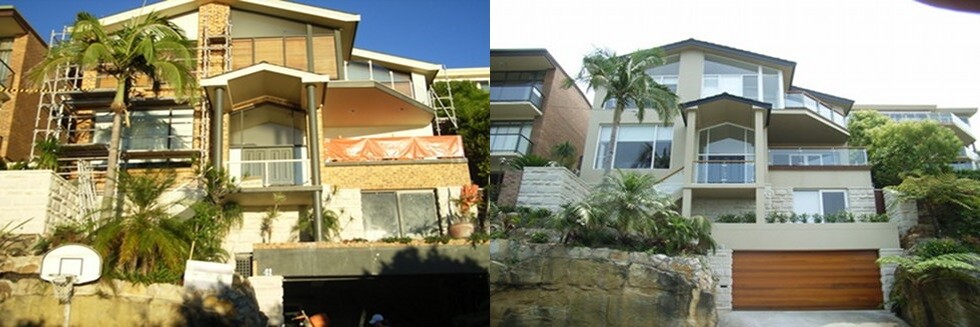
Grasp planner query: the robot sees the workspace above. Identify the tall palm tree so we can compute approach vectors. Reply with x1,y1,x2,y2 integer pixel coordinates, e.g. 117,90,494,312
566,48,679,173
29,12,197,218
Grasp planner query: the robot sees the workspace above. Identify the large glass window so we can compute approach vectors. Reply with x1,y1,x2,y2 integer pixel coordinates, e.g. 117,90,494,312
696,124,755,183
490,121,533,155
793,190,848,221
490,71,546,107
95,107,193,151
595,125,673,169
362,190,438,239
702,55,781,106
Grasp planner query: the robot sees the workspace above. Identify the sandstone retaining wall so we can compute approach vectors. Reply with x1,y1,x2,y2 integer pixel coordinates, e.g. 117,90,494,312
515,167,590,213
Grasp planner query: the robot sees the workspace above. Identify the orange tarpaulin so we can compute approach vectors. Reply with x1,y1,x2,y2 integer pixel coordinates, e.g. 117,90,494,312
324,135,465,162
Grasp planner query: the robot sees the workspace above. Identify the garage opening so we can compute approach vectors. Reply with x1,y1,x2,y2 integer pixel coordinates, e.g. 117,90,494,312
283,273,489,327
733,250,882,310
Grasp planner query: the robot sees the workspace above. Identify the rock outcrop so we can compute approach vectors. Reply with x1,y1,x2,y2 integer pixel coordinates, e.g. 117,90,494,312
490,240,717,327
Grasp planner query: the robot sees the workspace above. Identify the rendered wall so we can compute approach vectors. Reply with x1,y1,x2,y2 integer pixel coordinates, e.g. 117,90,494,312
712,223,900,250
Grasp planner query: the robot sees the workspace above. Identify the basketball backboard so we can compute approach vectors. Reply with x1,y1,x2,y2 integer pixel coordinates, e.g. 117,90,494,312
40,244,102,285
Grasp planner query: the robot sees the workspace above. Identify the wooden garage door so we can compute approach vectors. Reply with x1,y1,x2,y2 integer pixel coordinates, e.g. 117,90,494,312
733,251,883,310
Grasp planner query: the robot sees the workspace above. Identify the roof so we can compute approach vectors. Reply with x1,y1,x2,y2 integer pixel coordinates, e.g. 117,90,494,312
789,86,855,113
680,92,772,126
491,48,592,106
97,0,360,59
659,38,796,68
0,6,47,47
351,48,442,82
200,61,330,87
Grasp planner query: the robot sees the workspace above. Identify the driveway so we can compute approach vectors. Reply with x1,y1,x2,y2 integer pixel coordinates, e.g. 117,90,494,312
719,310,910,327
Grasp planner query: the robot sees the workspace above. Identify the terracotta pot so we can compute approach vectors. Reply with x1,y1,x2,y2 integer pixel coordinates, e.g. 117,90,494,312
448,223,474,239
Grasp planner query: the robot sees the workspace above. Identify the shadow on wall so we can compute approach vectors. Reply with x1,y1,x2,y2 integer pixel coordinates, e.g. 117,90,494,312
179,276,270,326
283,246,489,327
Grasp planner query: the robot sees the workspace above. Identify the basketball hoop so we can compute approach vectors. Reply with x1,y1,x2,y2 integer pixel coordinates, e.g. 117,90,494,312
50,275,75,304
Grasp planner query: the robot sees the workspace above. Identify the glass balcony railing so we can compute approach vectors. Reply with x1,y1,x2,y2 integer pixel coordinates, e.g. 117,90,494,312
882,112,972,134
226,159,311,187
490,132,532,155
695,155,756,183
769,148,868,166
489,82,543,108
782,92,849,128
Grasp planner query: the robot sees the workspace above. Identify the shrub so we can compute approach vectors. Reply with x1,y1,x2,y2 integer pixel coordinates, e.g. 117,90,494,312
529,232,549,244
716,212,755,223
912,238,973,258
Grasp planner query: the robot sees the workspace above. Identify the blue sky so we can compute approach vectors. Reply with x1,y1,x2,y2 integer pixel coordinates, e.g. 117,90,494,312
8,0,489,68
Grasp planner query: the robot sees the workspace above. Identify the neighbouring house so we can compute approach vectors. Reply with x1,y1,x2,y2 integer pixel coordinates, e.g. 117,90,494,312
852,104,979,170
3,1,487,325
0,6,46,162
573,39,934,311
489,49,591,204
438,66,489,90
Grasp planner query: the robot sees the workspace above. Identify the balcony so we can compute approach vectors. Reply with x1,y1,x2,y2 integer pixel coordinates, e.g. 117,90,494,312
490,132,532,156
695,155,756,184
769,148,868,167
490,82,544,119
882,112,976,144
782,93,848,128
226,159,311,188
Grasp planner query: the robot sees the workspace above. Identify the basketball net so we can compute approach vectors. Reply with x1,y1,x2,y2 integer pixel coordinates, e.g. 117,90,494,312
50,275,75,305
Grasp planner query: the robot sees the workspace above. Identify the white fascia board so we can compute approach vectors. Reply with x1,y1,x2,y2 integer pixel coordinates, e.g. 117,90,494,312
201,62,330,87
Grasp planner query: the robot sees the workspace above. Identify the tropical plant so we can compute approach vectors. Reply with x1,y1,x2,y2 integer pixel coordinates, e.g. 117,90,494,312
261,193,286,243
550,141,578,170
33,136,61,171
566,47,679,173
186,163,243,261
90,170,189,282
892,173,980,239
32,219,96,254
555,170,715,255
504,154,552,171
292,208,342,242
877,239,980,324
28,12,198,218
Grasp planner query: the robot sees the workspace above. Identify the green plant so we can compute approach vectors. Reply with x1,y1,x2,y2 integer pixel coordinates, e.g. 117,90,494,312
424,235,451,245
293,208,343,242
0,219,31,257
380,236,412,244
868,121,961,187
32,219,96,254
565,47,679,173
91,170,189,280
550,141,578,170
346,238,368,243
912,238,974,258
489,230,507,239
858,213,890,223
187,163,242,261
505,154,552,171
716,212,755,223
765,212,791,223
468,232,490,245
260,193,286,243
893,173,980,239
877,246,980,322
33,136,61,171
529,232,549,244
823,212,855,223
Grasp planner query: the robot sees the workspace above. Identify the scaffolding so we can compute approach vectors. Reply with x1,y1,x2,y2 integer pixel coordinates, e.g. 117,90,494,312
429,66,458,135
197,5,232,166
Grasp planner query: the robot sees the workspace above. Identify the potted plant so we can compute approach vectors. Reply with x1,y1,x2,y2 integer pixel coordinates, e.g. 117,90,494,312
449,184,480,239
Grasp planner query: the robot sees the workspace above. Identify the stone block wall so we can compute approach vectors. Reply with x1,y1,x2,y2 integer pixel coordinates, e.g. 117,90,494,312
515,167,590,212
223,207,302,258
766,187,793,214
692,199,756,221
0,171,79,235
494,169,522,207
884,189,918,237
878,248,904,304
706,249,733,310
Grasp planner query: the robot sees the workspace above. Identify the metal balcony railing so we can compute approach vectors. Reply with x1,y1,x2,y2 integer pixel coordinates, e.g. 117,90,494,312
769,147,868,166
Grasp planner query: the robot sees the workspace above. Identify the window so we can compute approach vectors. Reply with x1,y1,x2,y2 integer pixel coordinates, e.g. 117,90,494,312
490,121,533,154
793,190,848,221
696,124,755,183
490,71,546,107
362,190,438,239
595,125,673,169
94,107,193,151
601,57,678,109
702,55,781,106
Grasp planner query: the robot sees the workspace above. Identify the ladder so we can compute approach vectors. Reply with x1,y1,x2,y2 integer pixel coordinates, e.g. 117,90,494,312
429,67,458,135
76,160,98,218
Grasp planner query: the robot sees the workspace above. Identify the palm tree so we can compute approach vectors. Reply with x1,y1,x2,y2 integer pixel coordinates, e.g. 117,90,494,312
91,170,189,278
566,48,679,173
28,12,197,218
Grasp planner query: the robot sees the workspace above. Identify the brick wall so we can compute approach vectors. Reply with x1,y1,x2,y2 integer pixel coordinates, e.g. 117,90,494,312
0,27,46,161
530,67,590,166
322,159,470,189
514,167,589,212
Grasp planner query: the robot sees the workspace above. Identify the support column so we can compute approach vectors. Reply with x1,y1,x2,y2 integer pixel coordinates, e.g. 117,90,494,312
754,107,767,223
682,108,697,218
307,83,324,242
211,87,224,168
